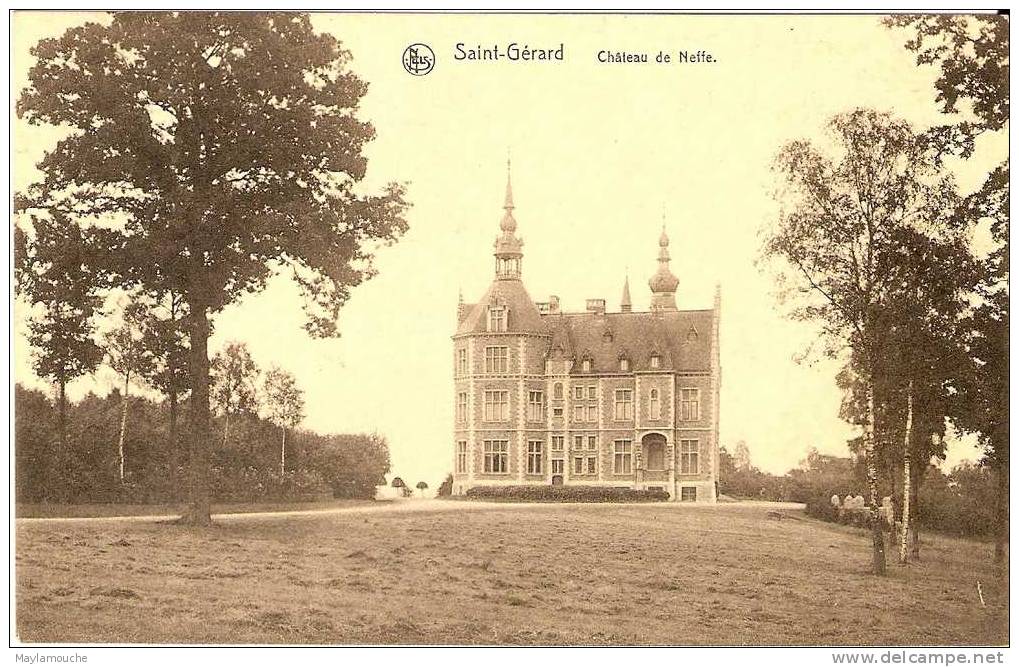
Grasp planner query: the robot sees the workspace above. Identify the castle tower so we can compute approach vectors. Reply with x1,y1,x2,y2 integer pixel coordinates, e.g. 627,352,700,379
649,226,679,311
494,161,523,280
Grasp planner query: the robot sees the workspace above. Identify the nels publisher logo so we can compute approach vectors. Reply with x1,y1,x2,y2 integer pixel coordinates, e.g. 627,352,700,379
402,43,435,76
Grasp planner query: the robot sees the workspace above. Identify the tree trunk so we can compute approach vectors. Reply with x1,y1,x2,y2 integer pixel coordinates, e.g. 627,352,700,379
995,446,1008,563
47,379,67,502
223,411,230,449
864,381,887,575
117,371,130,483
899,381,913,564
168,390,179,501
181,299,212,526
280,427,287,477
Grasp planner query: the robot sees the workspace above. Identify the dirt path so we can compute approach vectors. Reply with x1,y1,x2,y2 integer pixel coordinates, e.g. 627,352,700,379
14,498,806,524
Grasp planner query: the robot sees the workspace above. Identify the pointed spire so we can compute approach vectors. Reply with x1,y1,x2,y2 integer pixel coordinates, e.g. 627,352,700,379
620,273,632,313
494,157,523,279
504,157,514,210
500,158,517,233
649,218,679,311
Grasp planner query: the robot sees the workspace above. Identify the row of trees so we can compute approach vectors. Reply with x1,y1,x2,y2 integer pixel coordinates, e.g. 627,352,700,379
15,13,409,523
760,15,1008,574
720,444,998,540
15,379,390,504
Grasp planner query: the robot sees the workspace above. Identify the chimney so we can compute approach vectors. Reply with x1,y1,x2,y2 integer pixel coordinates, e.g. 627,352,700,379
586,298,606,314
549,295,560,313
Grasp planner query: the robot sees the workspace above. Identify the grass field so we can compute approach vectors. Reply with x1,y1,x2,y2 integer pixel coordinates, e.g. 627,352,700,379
16,498,378,519
14,501,1008,645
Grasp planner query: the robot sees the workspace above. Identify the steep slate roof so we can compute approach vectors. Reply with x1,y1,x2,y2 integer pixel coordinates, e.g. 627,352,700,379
543,309,714,373
456,279,546,334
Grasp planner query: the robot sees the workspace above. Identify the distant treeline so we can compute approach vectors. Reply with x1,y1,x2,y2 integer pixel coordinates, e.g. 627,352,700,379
15,383,390,504
719,444,997,539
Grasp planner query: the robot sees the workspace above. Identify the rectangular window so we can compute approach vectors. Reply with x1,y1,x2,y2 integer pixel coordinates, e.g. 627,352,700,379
573,404,584,422
573,456,584,474
649,389,661,420
551,459,564,475
551,436,564,452
680,389,700,421
485,346,509,373
483,390,509,421
457,348,468,375
527,441,543,474
456,391,468,423
456,441,467,474
483,440,508,474
613,440,632,475
488,307,506,332
574,386,584,400
614,389,634,420
553,407,563,418
573,435,584,451
587,386,596,400
587,435,597,451
586,456,597,475
527,391,544,421
680,439,700,474
586,405,598,422
681,486,697,502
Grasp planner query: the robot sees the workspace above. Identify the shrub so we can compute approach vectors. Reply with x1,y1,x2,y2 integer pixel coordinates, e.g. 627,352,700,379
463,485,669,503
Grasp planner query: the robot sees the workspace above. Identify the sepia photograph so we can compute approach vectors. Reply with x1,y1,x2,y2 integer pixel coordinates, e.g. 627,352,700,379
8,6,1010,656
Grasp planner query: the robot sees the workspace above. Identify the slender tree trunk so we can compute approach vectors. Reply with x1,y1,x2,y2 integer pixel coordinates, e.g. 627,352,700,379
181,299,212,526
899,381,913,564
280,427,287,477
864,380,887,575
995,445,1008,563
168,391,179,501
223,411,230,449
117,371,130,483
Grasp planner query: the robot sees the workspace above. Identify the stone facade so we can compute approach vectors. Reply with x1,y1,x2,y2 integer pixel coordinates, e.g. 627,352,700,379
452,168,721,502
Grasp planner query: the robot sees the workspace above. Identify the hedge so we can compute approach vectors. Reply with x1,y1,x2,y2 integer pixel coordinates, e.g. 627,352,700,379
463,485,670,503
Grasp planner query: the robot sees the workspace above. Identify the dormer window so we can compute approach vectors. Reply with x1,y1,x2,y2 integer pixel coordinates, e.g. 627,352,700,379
620,358,630,372
686,327,699,342
650,354,660,369
582,358,592,373
488,306,507,332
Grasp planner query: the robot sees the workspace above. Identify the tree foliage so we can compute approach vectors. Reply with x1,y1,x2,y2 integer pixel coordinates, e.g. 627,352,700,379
262,366,305,432
761,108,965,574
211,341,260,420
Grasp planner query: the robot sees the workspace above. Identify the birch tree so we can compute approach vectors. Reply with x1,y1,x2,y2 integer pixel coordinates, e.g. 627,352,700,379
210,341,259,449
761,108,960,575
105,299,154,483
262,366,305,476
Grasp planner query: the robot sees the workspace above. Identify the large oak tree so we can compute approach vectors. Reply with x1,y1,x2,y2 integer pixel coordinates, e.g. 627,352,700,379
17,12,408,524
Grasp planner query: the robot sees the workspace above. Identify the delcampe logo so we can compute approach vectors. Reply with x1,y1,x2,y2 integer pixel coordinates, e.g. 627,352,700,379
402,43,435,76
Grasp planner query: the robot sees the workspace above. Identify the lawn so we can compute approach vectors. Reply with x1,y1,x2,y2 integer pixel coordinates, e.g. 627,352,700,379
16,498,378,519
14,502,1007,645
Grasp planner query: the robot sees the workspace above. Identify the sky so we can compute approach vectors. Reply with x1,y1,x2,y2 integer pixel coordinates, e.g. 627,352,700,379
11,12,1007,488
